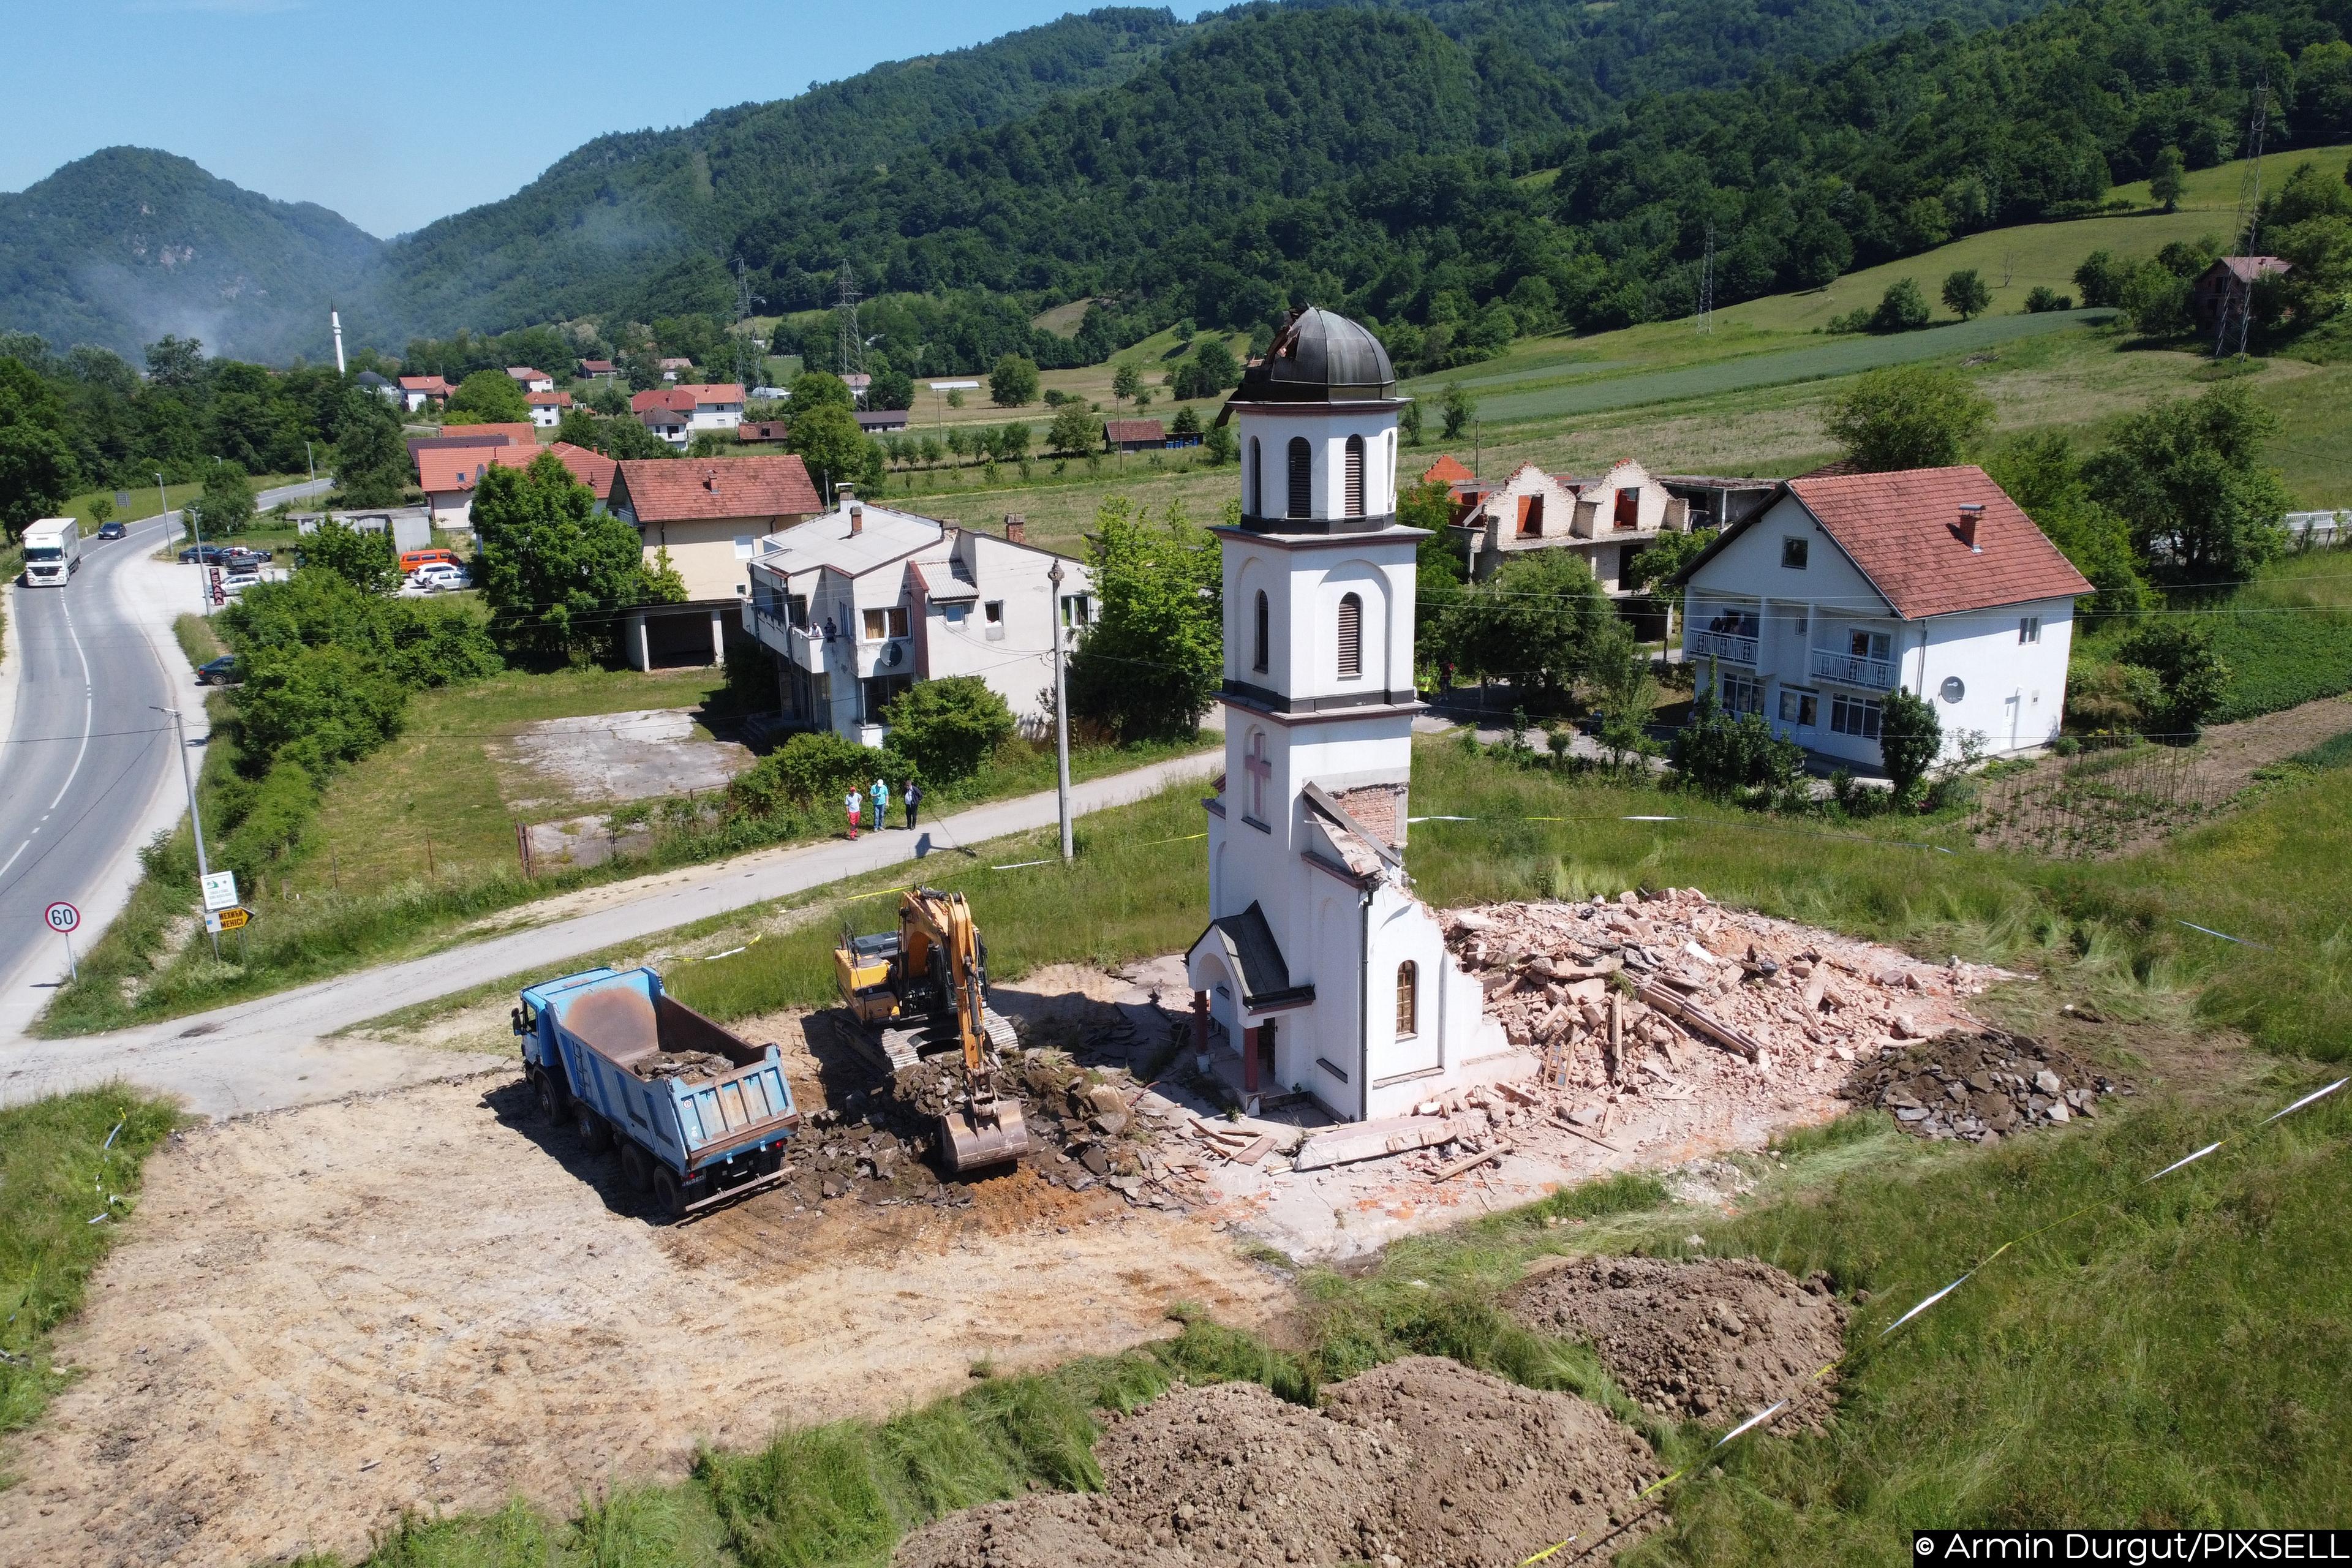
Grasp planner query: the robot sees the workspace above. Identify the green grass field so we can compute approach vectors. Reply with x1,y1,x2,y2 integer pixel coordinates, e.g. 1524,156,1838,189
0,1087,181,1438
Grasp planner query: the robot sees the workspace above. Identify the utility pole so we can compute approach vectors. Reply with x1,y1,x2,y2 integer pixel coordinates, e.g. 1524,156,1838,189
154,704,221,960
1047,560,1074,863
166,472,211,618
1697,221,1715,334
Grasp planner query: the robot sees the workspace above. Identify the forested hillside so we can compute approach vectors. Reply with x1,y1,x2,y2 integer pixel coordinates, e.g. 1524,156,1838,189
0,149,380,363
9,0,2349,368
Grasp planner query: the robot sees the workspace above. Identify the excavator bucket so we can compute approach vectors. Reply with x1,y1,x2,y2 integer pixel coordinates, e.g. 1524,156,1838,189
938,1096,1029,1173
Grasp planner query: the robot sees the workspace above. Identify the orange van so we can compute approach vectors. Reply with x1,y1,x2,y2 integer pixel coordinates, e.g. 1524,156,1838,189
400,548,461,576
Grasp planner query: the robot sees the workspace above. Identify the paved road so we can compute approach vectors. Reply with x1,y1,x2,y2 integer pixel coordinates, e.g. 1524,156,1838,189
0,483,327,1034
0,747,1224,1117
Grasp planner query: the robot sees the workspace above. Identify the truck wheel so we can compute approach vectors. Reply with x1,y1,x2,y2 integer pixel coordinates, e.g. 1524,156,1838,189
533,1071,561,1122
652,1167,684,1221
575,1105,612,1152
620,1142,652,1193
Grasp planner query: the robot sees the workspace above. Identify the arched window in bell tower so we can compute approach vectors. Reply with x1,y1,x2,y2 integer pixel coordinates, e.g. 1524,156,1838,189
1286,437,1311,519
1336,592,1363,679
1252,590,1269,673
1247,437,1261,514
1344,435,1366,517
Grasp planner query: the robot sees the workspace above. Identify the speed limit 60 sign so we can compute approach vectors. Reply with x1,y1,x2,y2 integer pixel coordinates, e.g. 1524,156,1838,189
45,901,80,934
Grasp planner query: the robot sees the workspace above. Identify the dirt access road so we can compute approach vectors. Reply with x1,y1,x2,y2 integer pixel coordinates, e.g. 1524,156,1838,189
0,1075,1287,1568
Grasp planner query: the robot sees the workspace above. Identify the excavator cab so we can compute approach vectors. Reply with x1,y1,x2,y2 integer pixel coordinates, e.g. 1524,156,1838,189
832,889,1028,1174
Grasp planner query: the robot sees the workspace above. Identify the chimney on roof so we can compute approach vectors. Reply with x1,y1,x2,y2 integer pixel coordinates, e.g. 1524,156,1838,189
1003,514,1027,545
850,504,864,537
836,484,854,519
1957,502,1985,552
702,467,718,491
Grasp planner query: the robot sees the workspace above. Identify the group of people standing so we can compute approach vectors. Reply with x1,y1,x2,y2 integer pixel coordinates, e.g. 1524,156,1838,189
844,777,921,839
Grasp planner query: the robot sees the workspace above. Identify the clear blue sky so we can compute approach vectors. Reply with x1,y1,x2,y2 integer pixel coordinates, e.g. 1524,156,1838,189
4,0,1139,238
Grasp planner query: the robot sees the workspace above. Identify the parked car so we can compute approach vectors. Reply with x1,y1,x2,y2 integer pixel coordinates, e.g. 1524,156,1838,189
96,521,127,541
400,547,461,577
196,655,241,685
178,544,234,565
411,562,473,592
226,546,273,565
221,568,263,596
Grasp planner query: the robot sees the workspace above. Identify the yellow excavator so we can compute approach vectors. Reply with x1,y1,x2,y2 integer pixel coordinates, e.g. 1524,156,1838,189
835,887,1029,1173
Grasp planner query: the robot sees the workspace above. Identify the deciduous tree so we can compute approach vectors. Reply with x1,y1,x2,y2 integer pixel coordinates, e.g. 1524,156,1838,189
1823,366,1992,470
470,451,658,663
1066,496,1222,741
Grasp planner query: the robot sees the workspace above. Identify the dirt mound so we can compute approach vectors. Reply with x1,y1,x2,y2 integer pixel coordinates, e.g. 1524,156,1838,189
1320,1357,1661,1566
1839,1028,2128,1143
1503,1256,1847,1427
897,1379,1402,1568
896,1362,1659,1568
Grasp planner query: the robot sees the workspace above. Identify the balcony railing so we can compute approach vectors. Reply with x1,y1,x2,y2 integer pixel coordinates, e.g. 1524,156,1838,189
745,603,831,673
1810,648,1898,688
1686,630,1758,665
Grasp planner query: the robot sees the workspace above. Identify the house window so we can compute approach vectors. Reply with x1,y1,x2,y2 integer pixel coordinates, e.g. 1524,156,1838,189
861,674,914,723
1287,437,1312,519
984,601,1003,625
1721,673,1765,715
1779,688,1819,728
1517,494,1544,537
1252,590,1269,674
1061,594,1091,628
1395,960,1418,1038
862,606,910,641
1847,628,1892,662
1831,692,1883,739
943,603,968,625
1336,592,1363,679
1781,537,1809,569
733,535,755,560
2018,616,2041,644
1344,435,1366,517
1617,543,1640,584
1613,488,1640,529
788,594,809,629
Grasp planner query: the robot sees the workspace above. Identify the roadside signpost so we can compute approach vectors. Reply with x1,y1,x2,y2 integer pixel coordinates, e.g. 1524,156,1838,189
45,900,80,982
200,870,239,912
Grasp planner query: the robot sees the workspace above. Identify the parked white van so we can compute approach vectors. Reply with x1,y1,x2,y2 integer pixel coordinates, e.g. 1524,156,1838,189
21,518,81,587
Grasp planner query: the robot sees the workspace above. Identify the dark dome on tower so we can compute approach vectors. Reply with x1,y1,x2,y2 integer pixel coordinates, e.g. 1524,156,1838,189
1232,307,1396,403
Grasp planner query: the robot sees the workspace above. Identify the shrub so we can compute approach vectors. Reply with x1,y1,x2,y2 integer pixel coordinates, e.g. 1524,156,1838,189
2118,622,2230,738
1670,683,1804,802
218,759,320,882
2024,285,2076,313
1879,687,1942,803
233,644,409,775
729,732,896,817
882,677,1016,785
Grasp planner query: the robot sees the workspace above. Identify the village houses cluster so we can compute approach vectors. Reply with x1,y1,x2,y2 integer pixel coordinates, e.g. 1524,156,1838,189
369,306,2087,1120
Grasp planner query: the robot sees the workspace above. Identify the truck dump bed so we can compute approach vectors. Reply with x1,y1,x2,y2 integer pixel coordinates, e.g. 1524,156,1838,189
521,968,799,1212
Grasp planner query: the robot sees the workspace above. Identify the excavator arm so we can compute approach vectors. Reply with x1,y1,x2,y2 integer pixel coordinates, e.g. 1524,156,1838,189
897,888,1027,1170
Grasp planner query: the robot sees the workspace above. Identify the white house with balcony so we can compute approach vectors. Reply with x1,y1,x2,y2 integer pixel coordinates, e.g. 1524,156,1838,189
741,492,1090,745
1185,307,1515,1124
1674,466,2092,766
632,384,745,447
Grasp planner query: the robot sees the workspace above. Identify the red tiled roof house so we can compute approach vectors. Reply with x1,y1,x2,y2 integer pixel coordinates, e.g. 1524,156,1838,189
606,454,823,668
1672,466,2092,764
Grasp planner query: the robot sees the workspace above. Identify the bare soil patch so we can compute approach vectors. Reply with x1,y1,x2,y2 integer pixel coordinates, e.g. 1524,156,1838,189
1503,1256,1849,1427
1969,696,2352,858
0,1076,1286,1568
895,1358,1659,1568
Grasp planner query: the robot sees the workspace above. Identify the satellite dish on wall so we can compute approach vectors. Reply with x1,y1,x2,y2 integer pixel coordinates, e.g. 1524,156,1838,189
885,641,905,668
1940,676,1966,704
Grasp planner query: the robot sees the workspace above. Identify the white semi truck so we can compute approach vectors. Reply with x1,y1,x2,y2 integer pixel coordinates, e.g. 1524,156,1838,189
21,518,81,587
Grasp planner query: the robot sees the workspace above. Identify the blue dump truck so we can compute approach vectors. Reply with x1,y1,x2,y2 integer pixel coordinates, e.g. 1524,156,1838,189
514,966,800,1219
